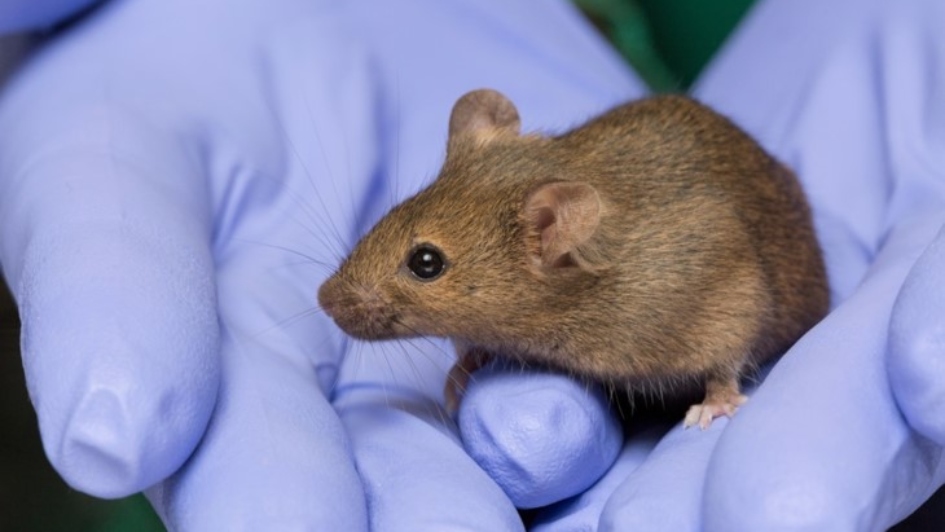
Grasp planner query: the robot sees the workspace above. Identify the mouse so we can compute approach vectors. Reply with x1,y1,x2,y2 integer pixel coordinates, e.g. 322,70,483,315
318,88,829,429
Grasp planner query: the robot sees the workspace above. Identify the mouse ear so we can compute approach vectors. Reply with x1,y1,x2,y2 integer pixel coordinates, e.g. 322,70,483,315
524,182,601,270
448,89,521,143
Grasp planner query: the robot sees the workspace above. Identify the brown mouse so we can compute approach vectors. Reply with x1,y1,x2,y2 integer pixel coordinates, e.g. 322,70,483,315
318,89,829,429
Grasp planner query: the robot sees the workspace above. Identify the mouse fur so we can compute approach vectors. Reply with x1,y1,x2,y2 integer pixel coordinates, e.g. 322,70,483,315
318,89,829,428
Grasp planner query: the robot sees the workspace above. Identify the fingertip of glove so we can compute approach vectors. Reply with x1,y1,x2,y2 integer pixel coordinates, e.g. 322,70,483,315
50,380,216,498
888,323,945,444
888,241,945,444
458,368,622,508
54,387,158,497
15,228,222,496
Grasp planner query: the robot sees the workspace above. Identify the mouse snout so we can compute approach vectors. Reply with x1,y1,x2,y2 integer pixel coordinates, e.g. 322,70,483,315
317,275,343,319
317,276,398,339
318,277,383,313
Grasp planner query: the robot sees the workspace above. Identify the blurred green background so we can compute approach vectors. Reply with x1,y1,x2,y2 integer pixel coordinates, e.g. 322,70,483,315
0,1,942,530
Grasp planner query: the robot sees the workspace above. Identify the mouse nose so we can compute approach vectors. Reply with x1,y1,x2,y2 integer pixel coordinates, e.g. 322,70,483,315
317,276,342,319
318,277,394,338
319,276,383,313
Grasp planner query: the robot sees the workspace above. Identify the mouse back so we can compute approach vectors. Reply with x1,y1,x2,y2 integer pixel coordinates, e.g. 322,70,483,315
320,88,829,398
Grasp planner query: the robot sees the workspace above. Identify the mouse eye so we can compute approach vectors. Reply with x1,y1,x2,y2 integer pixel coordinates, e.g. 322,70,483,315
406,244,446,281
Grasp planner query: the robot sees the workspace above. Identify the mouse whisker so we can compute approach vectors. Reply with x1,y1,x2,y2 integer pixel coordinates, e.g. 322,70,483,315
265,91,354,262
253,305,326,338
388,337,455,426
234,238,339,274
238,147,351,265
388,319,453,359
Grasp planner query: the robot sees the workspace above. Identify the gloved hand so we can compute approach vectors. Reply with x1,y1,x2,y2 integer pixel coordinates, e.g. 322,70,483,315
0,0,643,528
459,0,945,529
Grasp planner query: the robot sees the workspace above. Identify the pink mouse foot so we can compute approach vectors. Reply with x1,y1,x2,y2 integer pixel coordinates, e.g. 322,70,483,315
683,392,748,430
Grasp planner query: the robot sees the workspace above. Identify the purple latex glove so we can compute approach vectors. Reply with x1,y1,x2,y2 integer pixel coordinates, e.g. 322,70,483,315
890,226,945,445
461,0,945,529
0,0,642,528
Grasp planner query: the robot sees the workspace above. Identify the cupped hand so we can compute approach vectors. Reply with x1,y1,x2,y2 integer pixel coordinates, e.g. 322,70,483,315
1,0,381,527
460,0,945,529
0,0,643,528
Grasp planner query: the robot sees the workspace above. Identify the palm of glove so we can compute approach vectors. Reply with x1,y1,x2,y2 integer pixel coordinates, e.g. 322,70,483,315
0,0,642,529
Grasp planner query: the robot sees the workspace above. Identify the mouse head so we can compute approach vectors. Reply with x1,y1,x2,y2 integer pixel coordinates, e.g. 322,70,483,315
318,89,605,343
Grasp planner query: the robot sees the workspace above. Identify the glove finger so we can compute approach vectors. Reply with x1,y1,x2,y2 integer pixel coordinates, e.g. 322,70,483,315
330,339,521,531
146,329,367,530
0,57,219,497
889,223,945,444
458,362,624,509
595,414,732,530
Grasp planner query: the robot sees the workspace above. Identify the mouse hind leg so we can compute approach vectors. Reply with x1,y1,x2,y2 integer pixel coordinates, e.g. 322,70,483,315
683,366,748,430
